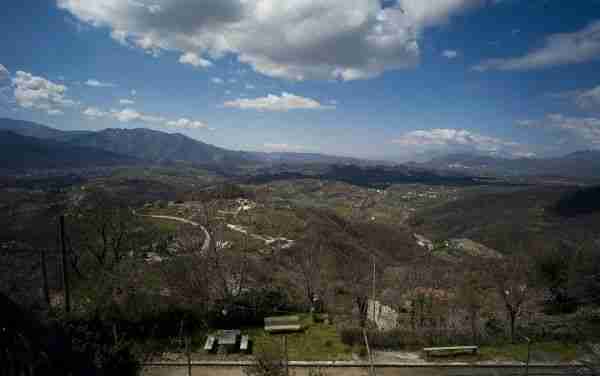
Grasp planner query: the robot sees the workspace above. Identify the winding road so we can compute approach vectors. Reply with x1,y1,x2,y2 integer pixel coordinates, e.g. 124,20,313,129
141,215,211,252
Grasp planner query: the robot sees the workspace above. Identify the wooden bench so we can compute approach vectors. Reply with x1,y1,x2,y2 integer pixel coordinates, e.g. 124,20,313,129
264,316,303,333
240,335,250,352
423,346,478,359
203,335,216,352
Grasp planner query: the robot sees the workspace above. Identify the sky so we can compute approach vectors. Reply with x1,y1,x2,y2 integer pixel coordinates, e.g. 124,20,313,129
1,0,600,162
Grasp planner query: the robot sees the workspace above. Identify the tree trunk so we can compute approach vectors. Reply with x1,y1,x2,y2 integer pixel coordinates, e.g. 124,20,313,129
356,297,368,328
509,311,516,344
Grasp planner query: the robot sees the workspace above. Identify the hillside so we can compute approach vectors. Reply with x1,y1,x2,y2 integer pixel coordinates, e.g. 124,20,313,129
0,118,374,170
0,118,93,142
68,128,256,167
417,152,600,179
410,186,600,255
0,131,138,170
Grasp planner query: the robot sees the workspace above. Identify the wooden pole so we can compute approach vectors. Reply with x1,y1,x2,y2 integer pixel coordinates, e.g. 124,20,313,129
525,336,531,376
60,215,71,313
186,334,192,376
371,254,376,323
363,328,376,376
284,335,289,376
40,249,50,307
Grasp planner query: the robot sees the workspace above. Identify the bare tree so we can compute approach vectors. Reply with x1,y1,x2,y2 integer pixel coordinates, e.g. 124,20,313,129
243,342,288,376
492,256,532,343
286,233,328,313
69,192,158,273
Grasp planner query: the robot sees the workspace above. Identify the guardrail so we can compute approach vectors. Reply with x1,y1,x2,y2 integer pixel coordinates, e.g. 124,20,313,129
144,360,583,368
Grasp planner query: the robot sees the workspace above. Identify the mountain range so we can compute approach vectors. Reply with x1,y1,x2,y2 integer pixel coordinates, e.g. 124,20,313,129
2,117,600,180
413,152,600,180
0,118,366,172
0,130,139,170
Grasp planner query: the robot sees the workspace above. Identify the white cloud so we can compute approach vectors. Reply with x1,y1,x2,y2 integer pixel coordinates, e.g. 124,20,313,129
574,85,600,110
522,114,600,147
513,151,536,158
47,109,64,116
12,71,77,115
85,79,116,87
515,119,534,127
392,128,523,156
211,77,224,84
264,143,305,151
223,92,334,111
179,52,212,68
474,20,600,71
166,118,208,129
131,89,137,96
245,83,255,90
58,0,488,81
0,64,9,82
110,107,165,123
442,49,459,59
82,105,210,130
83,107,107,117
119,98,136,105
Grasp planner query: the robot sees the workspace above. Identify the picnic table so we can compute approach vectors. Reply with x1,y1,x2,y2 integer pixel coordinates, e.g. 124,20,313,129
218,329,241,346
205,330,251,354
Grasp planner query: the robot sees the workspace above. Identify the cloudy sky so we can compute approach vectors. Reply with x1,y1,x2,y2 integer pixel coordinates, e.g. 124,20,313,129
1,0,600,161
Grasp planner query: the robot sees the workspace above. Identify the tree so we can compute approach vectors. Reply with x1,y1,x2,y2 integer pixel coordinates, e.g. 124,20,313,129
455,268,487,344
244,341,288,376
491,255,532,343
69,191,162,274
285,231,329,313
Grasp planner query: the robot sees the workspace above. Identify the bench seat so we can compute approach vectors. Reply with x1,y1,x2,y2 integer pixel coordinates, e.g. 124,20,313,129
264,324,303,333
423,346,478,358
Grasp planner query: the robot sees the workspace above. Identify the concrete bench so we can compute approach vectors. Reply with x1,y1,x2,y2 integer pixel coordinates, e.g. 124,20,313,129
423,346,478,359
240,335,249,352
204,335,216,352
264,316,303,333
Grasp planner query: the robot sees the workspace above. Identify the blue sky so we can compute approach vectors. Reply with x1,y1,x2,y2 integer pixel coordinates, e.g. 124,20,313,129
1,0,600,161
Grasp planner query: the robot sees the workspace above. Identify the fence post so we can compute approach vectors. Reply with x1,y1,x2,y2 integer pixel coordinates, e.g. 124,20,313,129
59,215,71,313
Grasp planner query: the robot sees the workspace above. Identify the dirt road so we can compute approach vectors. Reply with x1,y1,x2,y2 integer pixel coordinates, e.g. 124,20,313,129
142,215,211,252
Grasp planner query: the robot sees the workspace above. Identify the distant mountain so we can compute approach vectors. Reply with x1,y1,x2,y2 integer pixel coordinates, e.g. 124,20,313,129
416,151,600,179
0,118,375,170
0,131,138,171
249,151,383,166
0,118,92,142
68,128,256,167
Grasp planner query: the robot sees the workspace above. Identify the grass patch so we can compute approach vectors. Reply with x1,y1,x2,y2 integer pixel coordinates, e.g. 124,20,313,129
143,217,181,234
225,314,352,361
479,341,579,362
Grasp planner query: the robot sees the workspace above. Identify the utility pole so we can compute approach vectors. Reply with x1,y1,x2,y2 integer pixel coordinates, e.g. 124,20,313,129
59,215,71,313
283,335,289,376
372,254,376,321
363,328,376,376
524,336,531,376
40,249,50,307
185,333,192,376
